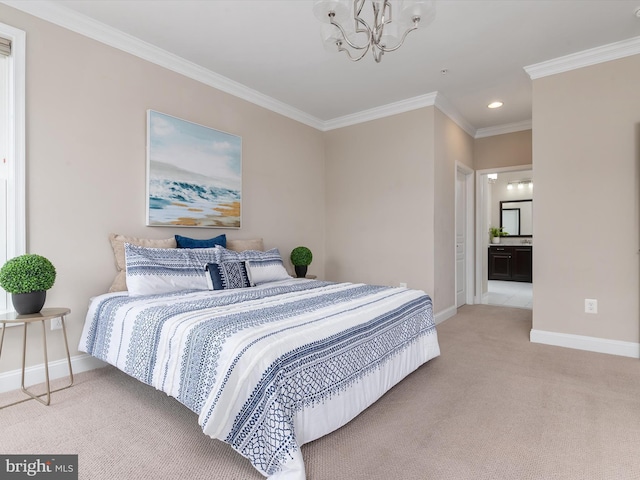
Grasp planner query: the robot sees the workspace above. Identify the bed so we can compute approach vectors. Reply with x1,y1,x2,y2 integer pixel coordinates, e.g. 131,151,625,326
79,238,440,480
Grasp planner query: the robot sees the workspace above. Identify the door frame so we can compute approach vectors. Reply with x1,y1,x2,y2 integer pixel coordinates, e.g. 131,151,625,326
475,165,533,303
455,162,475,306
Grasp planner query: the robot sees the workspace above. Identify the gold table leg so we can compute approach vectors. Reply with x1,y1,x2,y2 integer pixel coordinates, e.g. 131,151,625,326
0,314,74,409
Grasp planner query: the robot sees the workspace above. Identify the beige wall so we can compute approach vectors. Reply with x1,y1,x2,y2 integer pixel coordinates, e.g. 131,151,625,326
434,109,474,310
475,130,532,170
532,54,640,343
0,5,326,373
324,107,473,315
324,108,437,302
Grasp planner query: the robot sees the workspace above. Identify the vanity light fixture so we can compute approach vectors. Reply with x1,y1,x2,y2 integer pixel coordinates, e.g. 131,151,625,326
506,180,533,190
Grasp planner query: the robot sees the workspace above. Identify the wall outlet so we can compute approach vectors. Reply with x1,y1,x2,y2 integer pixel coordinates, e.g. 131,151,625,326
51,317,63,330
399,282,407,288
585,299,598,314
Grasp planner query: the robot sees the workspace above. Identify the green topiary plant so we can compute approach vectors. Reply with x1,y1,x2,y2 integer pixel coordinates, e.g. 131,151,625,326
290,246,313,279
489,226,508,238
0,254,56,294
290,246,313,266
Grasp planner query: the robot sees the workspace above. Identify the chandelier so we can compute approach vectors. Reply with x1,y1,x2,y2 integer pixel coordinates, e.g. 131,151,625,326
313,0,436,63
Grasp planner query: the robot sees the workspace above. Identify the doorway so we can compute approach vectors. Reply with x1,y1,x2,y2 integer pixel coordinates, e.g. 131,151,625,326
475,166,533,309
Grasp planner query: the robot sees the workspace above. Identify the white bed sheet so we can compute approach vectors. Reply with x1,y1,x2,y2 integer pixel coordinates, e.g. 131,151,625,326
79,279,439,479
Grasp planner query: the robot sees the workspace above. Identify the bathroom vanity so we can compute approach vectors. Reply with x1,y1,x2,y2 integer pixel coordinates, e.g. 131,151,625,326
488,245,532,283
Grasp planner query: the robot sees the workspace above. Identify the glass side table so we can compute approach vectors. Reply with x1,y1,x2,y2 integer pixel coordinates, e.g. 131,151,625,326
0,307,74,408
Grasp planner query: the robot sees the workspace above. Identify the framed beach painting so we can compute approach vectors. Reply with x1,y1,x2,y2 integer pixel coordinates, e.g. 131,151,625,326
146,110,242,228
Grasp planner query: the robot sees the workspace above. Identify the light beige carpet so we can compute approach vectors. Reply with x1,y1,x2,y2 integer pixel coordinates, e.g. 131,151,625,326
1,305,639,479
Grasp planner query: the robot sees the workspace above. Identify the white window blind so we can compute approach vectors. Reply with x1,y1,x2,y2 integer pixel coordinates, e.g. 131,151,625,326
0,37,10,56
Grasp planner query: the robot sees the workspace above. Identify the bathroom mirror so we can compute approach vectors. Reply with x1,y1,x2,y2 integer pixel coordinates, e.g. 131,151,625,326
500,199,532,237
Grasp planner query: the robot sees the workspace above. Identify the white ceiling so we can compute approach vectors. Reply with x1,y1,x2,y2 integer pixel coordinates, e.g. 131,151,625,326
8,0,640,135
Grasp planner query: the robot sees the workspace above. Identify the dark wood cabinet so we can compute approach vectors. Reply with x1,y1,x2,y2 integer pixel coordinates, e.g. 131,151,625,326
488,246,512,280
511,246,532,282
488,245,532,282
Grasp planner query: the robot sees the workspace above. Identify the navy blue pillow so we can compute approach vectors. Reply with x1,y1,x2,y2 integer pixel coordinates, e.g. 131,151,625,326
205,261,250,290
175,234,226,249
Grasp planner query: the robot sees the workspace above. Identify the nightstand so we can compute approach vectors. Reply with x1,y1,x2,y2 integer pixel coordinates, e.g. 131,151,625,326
0,307,74,408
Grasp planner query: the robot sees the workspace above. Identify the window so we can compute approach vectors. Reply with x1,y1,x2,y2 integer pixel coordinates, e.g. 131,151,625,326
0,23,26,313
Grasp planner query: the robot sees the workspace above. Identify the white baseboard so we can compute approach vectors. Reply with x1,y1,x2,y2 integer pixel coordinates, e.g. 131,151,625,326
472,293,490,305
435,305,457,325
530,329,640,359
0,353,107,394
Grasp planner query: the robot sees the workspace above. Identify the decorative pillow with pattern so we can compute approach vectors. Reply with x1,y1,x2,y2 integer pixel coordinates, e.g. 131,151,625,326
205,262,251,290
211,247,291,286
124,243,217,296
211,246,276,263
108,233,177,292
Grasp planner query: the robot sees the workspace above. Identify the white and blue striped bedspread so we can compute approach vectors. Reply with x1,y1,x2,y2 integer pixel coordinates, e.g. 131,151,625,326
79,279,440,479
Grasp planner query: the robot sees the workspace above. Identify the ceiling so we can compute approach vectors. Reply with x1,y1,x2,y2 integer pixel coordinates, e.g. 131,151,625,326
8,1,640,134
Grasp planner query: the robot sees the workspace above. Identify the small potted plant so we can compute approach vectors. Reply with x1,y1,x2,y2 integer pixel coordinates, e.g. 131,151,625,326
489,227,508,244
0,254,56,314
290,246,312,278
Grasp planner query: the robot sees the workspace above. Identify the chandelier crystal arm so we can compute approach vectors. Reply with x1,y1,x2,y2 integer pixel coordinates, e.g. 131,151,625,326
378,17,420,53
370,1,388,46
329,12,371,51
353,0,368,31
336,39,370,62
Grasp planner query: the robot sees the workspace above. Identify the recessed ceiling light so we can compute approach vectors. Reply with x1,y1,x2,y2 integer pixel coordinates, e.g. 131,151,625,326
488,101,503,109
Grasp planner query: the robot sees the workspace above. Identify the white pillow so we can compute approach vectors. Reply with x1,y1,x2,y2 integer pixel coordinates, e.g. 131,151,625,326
124,243,217,296
246,259,291,286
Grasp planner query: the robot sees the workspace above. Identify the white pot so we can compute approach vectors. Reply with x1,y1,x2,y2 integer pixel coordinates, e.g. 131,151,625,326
491,236,500,244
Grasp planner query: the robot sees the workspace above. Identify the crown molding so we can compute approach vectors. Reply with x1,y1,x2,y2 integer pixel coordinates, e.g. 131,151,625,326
322,92,439,131
433,94,476,137
6,1,639,136
524,35,640,80
322,91,477,136
2,0,480,135
474,119,532,139
1,0,326,130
